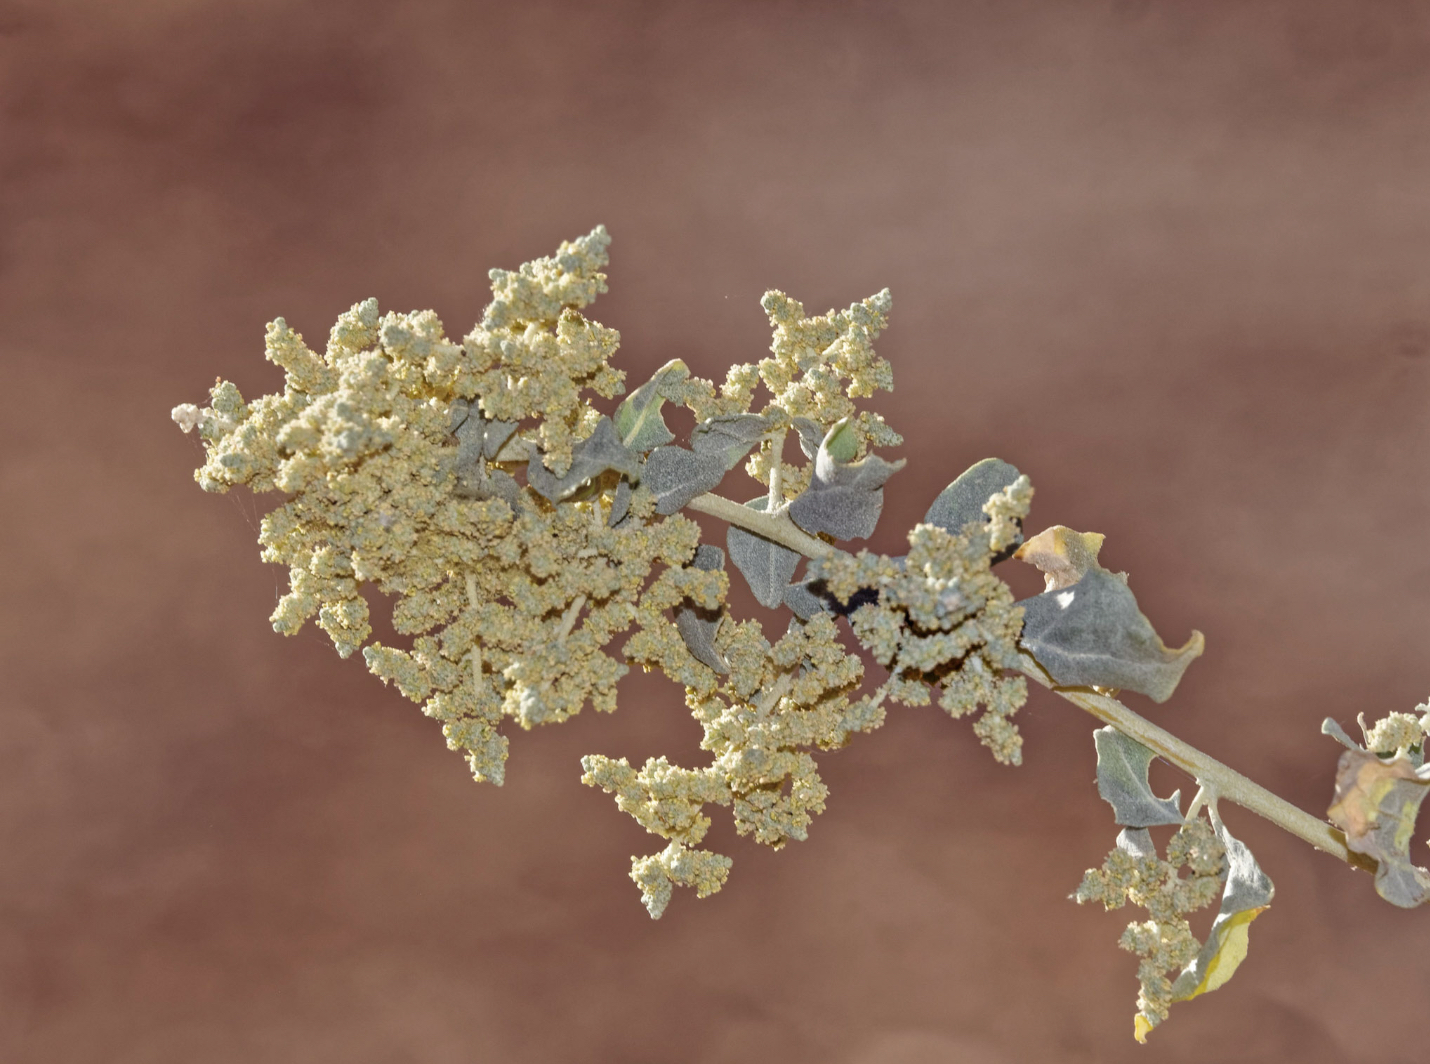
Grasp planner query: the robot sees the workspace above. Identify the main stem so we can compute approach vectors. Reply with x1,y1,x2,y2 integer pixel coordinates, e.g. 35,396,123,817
689,490,1373,875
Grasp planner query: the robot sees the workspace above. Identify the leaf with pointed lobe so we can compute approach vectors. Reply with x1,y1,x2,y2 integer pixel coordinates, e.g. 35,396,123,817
613,358,688,452
690,413,772,470
673,545,728,674
526,416,640,502
787,420,904,541
1092,727,1184,828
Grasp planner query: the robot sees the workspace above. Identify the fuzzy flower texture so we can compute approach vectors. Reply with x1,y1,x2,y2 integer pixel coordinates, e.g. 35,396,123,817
174,227,1031,917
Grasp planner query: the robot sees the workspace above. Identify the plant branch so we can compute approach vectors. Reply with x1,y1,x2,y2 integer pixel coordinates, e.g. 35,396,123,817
1016,650,1374,872
694,487,1375,877
686,492,837,558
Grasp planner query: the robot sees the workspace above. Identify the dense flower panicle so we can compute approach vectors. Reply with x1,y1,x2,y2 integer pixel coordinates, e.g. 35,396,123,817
1075,819,1227,1031
741,289,904,502
586,610,879,917
175,225,1023,917
177,227,709,788
818,502,1032,765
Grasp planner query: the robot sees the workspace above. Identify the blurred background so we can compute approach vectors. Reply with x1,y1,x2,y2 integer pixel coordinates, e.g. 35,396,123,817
4,1,1429,1061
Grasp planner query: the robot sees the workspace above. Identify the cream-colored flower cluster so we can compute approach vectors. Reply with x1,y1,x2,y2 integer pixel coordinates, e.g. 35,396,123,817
816,487,1033,765
740,290,904,501
175,226,1028,917
585,610,879,917
1075,819,1226,1029
176,228,703,786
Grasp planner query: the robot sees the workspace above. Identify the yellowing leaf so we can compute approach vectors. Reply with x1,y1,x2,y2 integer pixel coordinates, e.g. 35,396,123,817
1014,524,1112,591
1327,747,1430,908
1168,822,1273,1005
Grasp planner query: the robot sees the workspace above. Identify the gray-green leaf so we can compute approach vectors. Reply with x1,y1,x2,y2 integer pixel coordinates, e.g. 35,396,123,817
690,413,771,470
787,431,904,541
791,416,824,459
923,457,1023,538
673,544,727,673
526,416,642,502
608,476,633,528
452,408,524,506
613,358,688,452
727,496,802,609
783,578,829,621
1018,569,1204,703
1093,727,1183,827
642,445,730,515
1116,826,1157,859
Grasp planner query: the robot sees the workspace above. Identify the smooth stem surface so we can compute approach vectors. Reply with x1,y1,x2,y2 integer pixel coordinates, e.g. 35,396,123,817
687,492,837,557
1017,651,1374,872
697,489,1373,876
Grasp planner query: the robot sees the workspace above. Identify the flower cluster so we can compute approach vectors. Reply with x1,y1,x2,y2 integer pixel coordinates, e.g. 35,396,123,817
1075,819,1226,1032
814,478,1033,764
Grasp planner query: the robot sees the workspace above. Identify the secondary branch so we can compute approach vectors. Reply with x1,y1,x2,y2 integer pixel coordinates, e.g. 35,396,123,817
695,489,1372,875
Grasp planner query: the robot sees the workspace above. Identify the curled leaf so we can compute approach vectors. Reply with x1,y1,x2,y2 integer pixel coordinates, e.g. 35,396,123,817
526,416,640,502
1018,569,1204,703
790,416,824,459
819,417,859,463
642,445,730,515
1014,525,1112,591
1168,822,1274,1006
727,496,802,609
1093,727,1183,827
787,419,904,541
613,358,688,452
1327,746,1430,908
673,545,728,674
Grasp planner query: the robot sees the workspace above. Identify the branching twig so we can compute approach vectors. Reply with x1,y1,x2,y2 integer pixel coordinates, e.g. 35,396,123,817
699,488,1374,877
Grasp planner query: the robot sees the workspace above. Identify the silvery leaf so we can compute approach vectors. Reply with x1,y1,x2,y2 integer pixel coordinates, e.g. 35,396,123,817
1092,726,1183,827
642,445,730,515
526,417,641,502
787,430,904,541
690,413,771,470
453,409,488,494
453,409,521,505
727,496,801,609
448,397,472,433
791,416,824,459
1018,569,1204,703
923,457,1024,557
482,419,518,459
783,579,830,621
783,570,884,619
1115,826,1157,859
608,476,633,528
613,358,688,452
673,544,727,673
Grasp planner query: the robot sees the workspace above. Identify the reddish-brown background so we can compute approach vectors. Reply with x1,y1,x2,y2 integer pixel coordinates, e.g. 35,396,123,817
4,2,1429,1061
